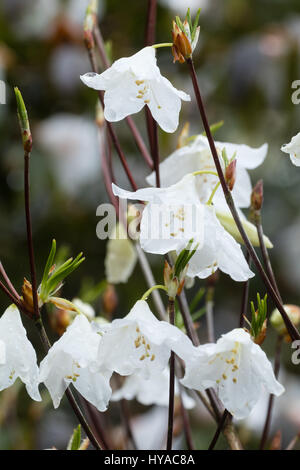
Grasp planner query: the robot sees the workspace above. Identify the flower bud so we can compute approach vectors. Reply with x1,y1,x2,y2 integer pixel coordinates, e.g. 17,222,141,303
216,209,273,249
102,284,118,317
177,122,190,149
21,278,42,316
14,88,32,153
251,180,264,212
225,159,237,191
163,260,180,299
172,22,190,63
253,318,267,345
270,304,300,342
83,0,98,50
49,308,71,336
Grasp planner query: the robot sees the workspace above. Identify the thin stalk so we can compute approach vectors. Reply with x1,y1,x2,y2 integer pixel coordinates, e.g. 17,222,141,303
239,251,251,328
208,409,229,450
254,211,282,302
135,244,167,320
97,124,119,216
81,398,111,450
145,0,157,46
119,398,138,450
0,280,21,308
186,57,300,342
141,284,167,301
206,276,216,343
286,433,300,450
254,211,283,450
177,289,200,346
24,152,40,319
34,318,102,450
179,389,195,450
0,263,21,302
167,298,175,450
144,0,160,185
259,335,283,450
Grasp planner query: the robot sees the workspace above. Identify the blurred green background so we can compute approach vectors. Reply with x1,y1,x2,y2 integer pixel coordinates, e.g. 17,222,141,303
1,0,300,450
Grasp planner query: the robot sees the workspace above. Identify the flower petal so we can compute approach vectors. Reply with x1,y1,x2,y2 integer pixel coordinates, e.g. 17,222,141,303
147,77,190,133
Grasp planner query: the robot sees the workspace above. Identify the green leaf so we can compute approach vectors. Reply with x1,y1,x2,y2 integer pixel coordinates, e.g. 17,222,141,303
79,279,108,304
40,242,85,302
40,239,56,301
190,287,205,313
175,15,184,31
67,425,81,451
191,8,201,40
186,8,192,30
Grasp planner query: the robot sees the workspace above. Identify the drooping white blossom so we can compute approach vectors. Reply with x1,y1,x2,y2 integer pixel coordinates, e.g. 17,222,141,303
112,368,195,409
0,305,41,401
39,314,112,411
104,223,137,284
113,174,254,281
281,132,300,167
146,135,268,211
181,328,285,420
96,300,194,378
80,46,191,133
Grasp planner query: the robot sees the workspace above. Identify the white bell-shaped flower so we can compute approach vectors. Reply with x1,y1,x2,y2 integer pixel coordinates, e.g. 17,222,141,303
39,314,112,411
104,223,137,284
80,46,191,133
96,300,193,378
113,174,254,282
0,305,41,401
181,328,285,420
146,135,268,210
281,132,300,167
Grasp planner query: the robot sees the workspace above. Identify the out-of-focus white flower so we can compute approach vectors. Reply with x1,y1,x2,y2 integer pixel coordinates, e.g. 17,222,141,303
80,47,190,133
96,300,193,378
72,299,95,320
112,368,195,409
281,132,300,167
36,113,101,196
146,135,268,211
113,174,254,282
4,0,105,39
39,314,112,411
159,0,209,14
181,328,284,420
0,305,41,401
50,45,91,93
105,223,137,284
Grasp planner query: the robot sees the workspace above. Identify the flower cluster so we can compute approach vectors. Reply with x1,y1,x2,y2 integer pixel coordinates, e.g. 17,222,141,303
0,300,284,421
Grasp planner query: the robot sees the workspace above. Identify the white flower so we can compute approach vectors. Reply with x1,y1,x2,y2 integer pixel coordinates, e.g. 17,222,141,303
80,46,191,133
181,328,285,420
96,300,193,378
146,135,268,210
72,298,95,320
0,305,41,401
36,114,101,196
111,368,195,409
105,223,137,284
39,314,112,411
113,174,254,282
281,132,300,166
